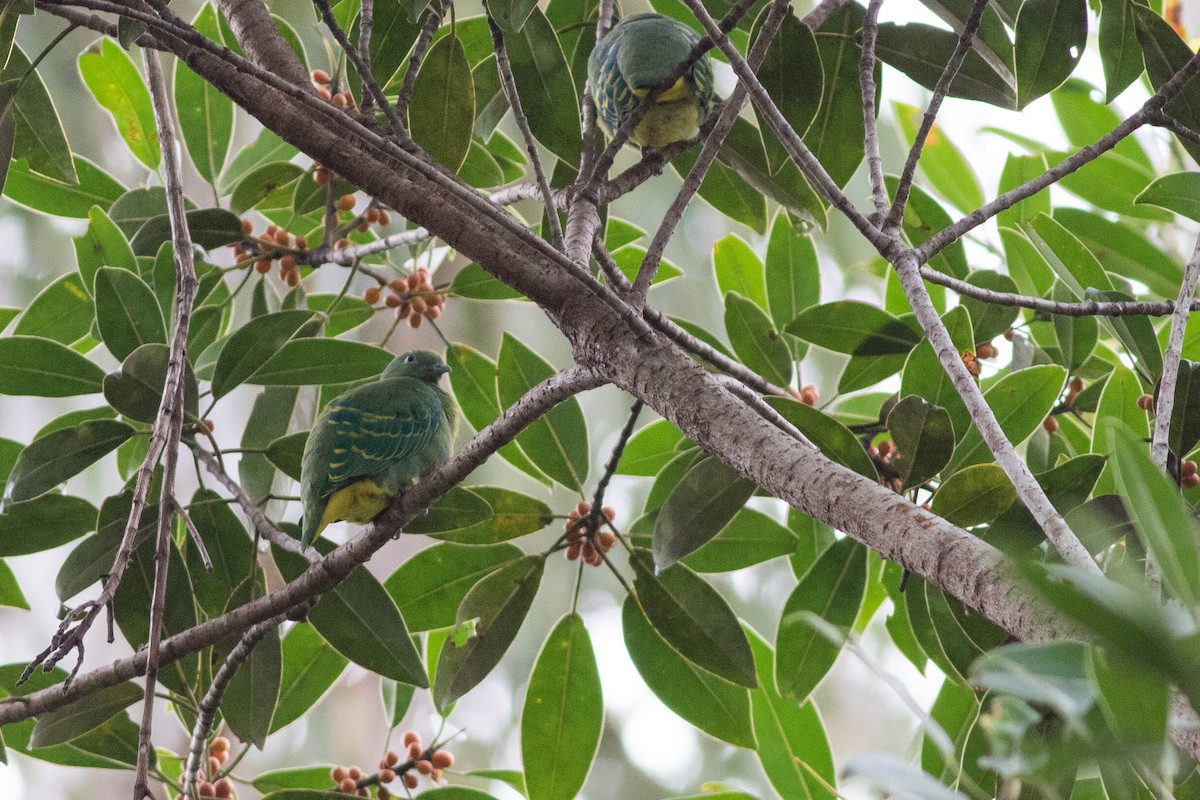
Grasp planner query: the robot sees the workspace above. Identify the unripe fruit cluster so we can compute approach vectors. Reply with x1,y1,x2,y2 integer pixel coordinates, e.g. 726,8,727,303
175,737,232,799
330,764,372,797
794,384,819,406
363,268,447,329
1182,459,1199,489
976,341,998,359
231,219,309,287
564,501,617,567
961,350,981,378
312,69,355,110
1065,377,1085,407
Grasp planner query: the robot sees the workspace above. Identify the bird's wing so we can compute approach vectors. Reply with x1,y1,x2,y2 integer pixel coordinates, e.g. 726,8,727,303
319,380,443,494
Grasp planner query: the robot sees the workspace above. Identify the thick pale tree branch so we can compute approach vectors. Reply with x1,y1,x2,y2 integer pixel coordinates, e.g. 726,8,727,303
213,0,309,86
1151,235,1200,469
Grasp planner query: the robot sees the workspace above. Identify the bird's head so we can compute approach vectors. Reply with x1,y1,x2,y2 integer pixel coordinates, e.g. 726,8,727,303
382,350,451,382
612,13,701,100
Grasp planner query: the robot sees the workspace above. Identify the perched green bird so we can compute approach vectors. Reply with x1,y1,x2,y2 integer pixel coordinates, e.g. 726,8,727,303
588,12,715,149
300,350,457,546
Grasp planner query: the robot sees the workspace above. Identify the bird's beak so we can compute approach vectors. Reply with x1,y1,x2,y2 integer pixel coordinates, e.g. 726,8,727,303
435,364,451,376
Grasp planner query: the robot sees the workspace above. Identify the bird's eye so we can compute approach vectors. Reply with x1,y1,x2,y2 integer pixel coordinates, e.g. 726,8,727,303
404,354,415,363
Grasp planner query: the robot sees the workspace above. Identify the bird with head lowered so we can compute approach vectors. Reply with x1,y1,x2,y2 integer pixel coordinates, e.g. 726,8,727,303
300,349,458,546
588,12,715,150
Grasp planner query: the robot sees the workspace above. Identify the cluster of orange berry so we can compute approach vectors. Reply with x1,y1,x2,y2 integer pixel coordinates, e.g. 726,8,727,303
311,69,354,109
962,350,981,378
564,501,617,566
792,384,819,406
1137,393,1155,413
363,268,447,329
400,730,455,788
230,219,309,286
1182,459,1199,489
330,764,377,797
174,736,233,799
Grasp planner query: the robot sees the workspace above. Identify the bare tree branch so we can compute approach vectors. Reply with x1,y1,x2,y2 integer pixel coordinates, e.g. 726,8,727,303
859,0,887,223
1150,235,1200,470
214,0,309,86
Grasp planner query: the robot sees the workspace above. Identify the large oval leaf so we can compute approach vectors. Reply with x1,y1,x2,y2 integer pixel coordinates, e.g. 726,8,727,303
945,364,1066,473
652,454,755,571
787,301,920,356
409,33,475,173
29,681,143,748
384,541,523,632
77,38,160,169
13,274,94,345
174,3,233,182
211,310,317,398
269,622,349,734
249,339,393,386
499,10,580,167
521,614,603,800
931,463,1017,528
93,267,167,361
724,292,792,388
0,335,105,396
0,494,98,557
887,395,954,491
7,419,134,502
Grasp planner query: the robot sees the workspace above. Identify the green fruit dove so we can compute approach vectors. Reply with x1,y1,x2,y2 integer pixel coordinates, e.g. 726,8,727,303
300,350,458,546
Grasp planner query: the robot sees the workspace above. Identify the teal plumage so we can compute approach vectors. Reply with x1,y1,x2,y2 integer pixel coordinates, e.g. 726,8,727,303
300,350,457,546
588,13,715,149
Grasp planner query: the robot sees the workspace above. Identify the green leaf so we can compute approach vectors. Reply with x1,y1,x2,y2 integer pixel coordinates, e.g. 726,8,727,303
409,33,474,172
250,339,393,386
7,419,133,502
1013,0,1086,108
776,537,865,701
384,541,523,632
931,463,1017,527
400,485,492,536
653,454,755,571
958,270,1020,344
0,558,28,608
946,365,1066,473
270,622,348,734
617,419,686,476
230,161,303,215
887,178,969,280
522,614,603,800
497,334,588,491
996,154,1051,233
892,101,984,213
29,682,143,748
755,9,822,142
1054,207,1179,299
104,343,199,424
0,495,98,557
212,310,317,398
77,38,159,169
74,206,137,292
684,508,797,573
451,262,524,300
1099,0,1146,102
787,301,920,356
55,493,154,599
1134,5,1200,163
254,768,346,793
499,10,580,167
174,3,232,182
713,234,767,311
1170,360,1200,457
900,305,973,438
3,155,124,217
426,486,553,544
107,187,171,237
764,397,878,480
887,395,954,490
765,210,819,329
274,543,428,686
802,5,869,186
970,641,1094,720
434,554,544,709
448,343,550,484
3,44,74,183
1109,421,1200,607
746,626,837,800
185,487,255,620
93,267,166,361
630,550,757,688
876,21,1016,109
1134,172,1200,221
621,595,754,748
260,431,305,482
724,292,791,387
13,274,94,345
130,208,244,255
221,622,281,749
305,294,373,337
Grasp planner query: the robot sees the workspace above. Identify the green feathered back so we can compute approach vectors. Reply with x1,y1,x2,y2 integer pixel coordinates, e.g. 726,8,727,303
300,350,457,545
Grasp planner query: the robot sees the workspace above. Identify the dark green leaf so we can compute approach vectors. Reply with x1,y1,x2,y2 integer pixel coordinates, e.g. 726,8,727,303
186,487,255,620
174,3,233,182
262,431,306,482
724,292,791,387
887,395,953,490
522,614,602,800
77,38,159,169
653,454,755,571
621,595,754,748
30,682,143,747
876,22,1016,109
946,365,1066,473
434,554,544,709
3,155,125,218
212,310,317,398
684,508,797,573
13,274,94,345
775,537,865,701
230,161,303,215
427,486,552,544
970,641,1094,720
55,493,154,600
0,494,98,557
451,263,524,300
500,10,580,166
270,622,348,733
1134,5,1200,163
250,339,393,386
755,9,821,141
787,301,920,356
7,420,133,502
107,187,171,238
497,334,588,491
1099,0,1146,102
130,208,243,255
3,44,74,183
764,397,878,480
1169,360,1200,457
305,294,374,337
802,5,869,186
900,305,973,439
958,270,1020,344
221,623,281,749
1013,0,1086,108
103,344,199,424
931,463,1017,527
274,543,428,687
93,267,166,361
1054,208,1179,299
384,541,523,631
631,550,757,688
765,210,819,328
409,33,474,172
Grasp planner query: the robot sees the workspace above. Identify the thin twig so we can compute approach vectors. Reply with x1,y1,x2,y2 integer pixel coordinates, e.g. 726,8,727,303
134,45,201,800
630,0,789,304
1151,236,1200,469
894,252,1099,574
800,0,850,28
488,13,564,250
358,0,375,118
173,498,212,571
395,0,446,122
592,399,643,509
883,0,988,231
859,0,887,224
182,610,294,797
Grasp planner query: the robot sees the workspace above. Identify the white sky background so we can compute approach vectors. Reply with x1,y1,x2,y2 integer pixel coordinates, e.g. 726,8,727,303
5,1,1200,799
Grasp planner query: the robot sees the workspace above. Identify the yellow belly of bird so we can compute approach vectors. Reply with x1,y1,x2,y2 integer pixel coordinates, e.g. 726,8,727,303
629,79,701,149
319,479,392,531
